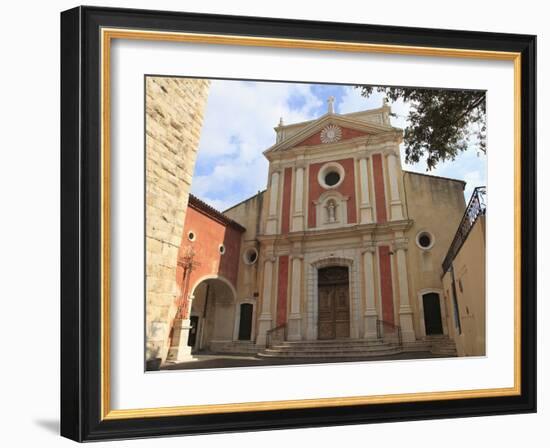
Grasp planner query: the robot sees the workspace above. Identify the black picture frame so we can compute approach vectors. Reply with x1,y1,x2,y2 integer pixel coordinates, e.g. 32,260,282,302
61,5,536,442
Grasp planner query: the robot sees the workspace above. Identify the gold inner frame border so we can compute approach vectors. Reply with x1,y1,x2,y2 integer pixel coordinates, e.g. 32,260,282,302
100,27,522,420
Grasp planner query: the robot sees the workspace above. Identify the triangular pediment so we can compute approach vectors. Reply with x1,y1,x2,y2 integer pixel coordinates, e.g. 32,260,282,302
264,113,397,155
295,125,369,147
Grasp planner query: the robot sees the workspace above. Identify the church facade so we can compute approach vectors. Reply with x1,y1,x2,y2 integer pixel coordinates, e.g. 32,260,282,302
164,99,484,364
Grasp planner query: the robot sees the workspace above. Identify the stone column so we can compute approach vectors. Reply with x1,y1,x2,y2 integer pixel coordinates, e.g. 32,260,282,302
362,246,378,339
291,165,305,231
358,156,374,224
287,255,303,340
386,153,404,220
266,170,280,234
394,240,415,342
256,257,275,346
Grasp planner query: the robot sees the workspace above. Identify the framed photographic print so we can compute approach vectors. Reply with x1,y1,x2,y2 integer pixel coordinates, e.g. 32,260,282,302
60,6,536,441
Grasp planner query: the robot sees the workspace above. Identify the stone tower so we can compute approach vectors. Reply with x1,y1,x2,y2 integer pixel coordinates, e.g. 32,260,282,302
145,77,210,365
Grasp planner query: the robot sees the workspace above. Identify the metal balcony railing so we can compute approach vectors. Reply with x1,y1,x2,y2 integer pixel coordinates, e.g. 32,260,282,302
442,186,487,273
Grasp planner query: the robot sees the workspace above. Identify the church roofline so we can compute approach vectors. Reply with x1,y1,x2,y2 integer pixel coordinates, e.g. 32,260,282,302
188,194,246,232
403,170,466,189
266,113,399,155
223,189,266,214
274,104,391,131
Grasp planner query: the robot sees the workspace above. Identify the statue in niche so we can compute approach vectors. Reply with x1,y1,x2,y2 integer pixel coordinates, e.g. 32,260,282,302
326,199,337,223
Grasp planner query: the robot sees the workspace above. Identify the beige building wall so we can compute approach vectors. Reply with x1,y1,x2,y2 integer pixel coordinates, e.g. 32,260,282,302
145,77,210,363
442,216,486,356
223,191,266,338
403,172,466,338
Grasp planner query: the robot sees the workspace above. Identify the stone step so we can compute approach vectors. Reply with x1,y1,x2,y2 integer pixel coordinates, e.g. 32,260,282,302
258,338,406,359
269,343,397,350
431,349,457,355
209,341,259,354
428,337,458,356
401,343,432,352
266,344,399,353
271,341,388,349
257,348,402,359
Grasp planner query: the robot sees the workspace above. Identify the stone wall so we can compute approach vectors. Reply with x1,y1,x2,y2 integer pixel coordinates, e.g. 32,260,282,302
145,77,210,363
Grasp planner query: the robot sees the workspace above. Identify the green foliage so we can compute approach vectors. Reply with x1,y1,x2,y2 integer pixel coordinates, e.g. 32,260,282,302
356,86,486,170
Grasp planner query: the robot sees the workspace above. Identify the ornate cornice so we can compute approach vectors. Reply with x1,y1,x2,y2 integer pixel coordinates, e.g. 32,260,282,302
393,238,409,251
361,245,377,254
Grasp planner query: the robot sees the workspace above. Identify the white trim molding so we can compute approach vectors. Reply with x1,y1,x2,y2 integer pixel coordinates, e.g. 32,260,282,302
317,161,345,189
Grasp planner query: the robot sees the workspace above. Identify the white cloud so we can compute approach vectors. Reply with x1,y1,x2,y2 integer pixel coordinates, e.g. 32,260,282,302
339,86,383,114
191,79,322,210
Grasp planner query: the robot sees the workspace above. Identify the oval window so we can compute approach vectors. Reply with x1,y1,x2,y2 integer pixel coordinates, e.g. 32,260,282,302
317,162,345,189
243,248,258,265
324,171,341,187
416,231,435,250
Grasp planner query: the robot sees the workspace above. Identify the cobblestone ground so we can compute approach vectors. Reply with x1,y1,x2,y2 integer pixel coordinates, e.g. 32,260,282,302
159,351,449,371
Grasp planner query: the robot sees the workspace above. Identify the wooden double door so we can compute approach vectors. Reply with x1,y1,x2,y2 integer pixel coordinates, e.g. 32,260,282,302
318,266,350,340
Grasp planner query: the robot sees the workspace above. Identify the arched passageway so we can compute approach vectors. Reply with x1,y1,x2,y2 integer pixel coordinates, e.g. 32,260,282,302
188,277,236,353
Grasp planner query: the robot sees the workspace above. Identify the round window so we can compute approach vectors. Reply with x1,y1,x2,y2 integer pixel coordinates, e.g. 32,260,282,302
187,231,196,242
317,162,345,189
219,244,226,255
416,231,434,250
324,171,341,187
243,248,258,265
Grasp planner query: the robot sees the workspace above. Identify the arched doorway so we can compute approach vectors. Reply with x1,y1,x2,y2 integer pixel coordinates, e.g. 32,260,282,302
189,276,236,353
317,266,350,340
422,292,444,335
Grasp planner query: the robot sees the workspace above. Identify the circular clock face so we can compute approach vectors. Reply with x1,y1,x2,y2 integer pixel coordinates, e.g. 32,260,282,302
320,124,342,144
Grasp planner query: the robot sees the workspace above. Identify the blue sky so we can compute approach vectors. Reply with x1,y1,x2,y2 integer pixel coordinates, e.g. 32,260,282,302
190,80,486,211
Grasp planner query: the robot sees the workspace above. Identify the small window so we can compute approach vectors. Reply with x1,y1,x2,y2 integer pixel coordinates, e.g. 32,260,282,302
418,234,431,248
317,162,345,189
416,231,434,250
243,248,258,265
187,231,196,242
324,171,340,187
219,244,226,255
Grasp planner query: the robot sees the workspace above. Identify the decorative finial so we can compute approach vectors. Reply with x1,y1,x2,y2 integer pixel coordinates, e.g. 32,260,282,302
279,116,284,126
327,96,335,114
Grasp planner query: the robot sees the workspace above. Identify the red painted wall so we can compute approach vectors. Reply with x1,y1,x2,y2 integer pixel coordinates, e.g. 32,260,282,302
307,158,357,228
378,246,395,325
295,126,369,147
281,167,292,234
276,255,289,326
372,154,387,223
176,204,243,318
